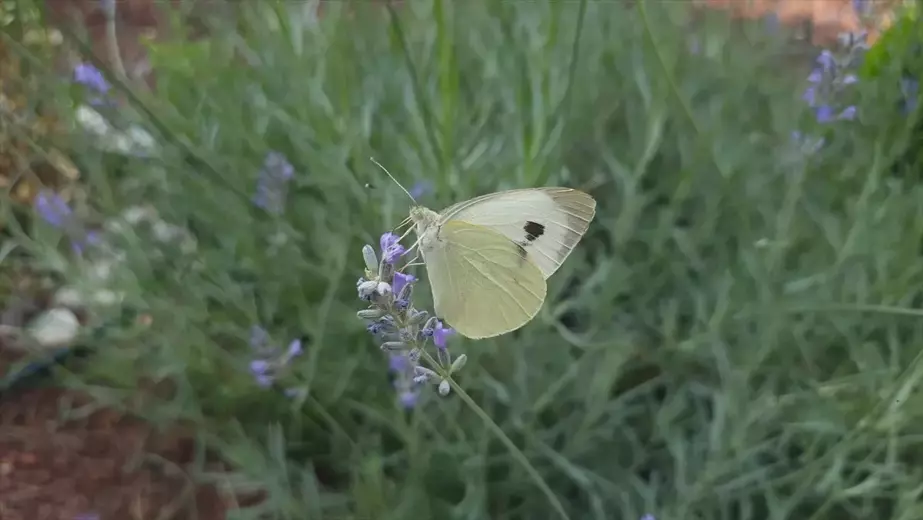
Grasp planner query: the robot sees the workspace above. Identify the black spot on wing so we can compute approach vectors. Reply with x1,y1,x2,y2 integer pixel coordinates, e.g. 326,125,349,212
523,221,545,242
516,243,528,260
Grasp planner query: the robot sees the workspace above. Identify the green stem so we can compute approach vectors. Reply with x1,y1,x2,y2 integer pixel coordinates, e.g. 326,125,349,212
101,0,128,83
419,351,572,520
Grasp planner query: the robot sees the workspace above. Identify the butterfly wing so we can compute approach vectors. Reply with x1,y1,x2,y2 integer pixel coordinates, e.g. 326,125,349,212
421,219,547,339
439,188,596,279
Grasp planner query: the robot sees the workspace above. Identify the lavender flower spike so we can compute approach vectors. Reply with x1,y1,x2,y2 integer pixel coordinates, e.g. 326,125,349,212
252,151,295,215
357,232,466,406
35,190,101,254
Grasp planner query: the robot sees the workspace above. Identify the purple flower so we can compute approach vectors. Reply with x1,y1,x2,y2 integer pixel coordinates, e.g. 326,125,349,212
286,339,303,357
410,180,433,199
36,190,73,228
807,69,823,84
247,327,303,389
392,271,416,296
380,232,406,264
252,151,294,215
398,389,418,409
838,106,857,120
817,50,835,72
640,515,656,520
802,86,817,106
71,229,102,254
389,353,409,373
815,105,835,123
250,359,270,375
433,320,455,350
35,190,100,254
73,63,110,94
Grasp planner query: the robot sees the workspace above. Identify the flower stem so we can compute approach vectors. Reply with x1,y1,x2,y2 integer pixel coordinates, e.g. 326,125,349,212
101,0,128,83
420,351,572,520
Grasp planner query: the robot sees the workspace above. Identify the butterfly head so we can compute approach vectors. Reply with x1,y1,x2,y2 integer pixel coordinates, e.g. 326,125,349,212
409,205,440,236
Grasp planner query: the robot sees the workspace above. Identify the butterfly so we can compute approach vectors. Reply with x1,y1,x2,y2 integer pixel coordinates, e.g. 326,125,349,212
370,158,596,339
407,187,596,339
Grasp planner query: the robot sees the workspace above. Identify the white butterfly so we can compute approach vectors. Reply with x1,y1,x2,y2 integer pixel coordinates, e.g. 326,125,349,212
371,159,596,339
408,187,596,339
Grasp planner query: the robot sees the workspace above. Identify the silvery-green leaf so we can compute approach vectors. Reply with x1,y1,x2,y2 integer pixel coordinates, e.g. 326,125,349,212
449,354,467,375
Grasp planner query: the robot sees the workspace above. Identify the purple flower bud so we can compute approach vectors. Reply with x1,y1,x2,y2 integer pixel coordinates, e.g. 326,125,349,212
433,320,455,350
838,106,857,120
286,339,303,357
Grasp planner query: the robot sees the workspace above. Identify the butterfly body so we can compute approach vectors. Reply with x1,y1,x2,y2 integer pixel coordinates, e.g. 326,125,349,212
408,188,596,340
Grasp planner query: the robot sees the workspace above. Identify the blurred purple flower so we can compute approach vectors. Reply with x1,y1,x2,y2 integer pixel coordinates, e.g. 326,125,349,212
35,190,100,254
802,86,817,106
252,151,295,215
246,327,303,389
389,353,409,373
640,515,656,520
398,389,418,409
817,50,835,72
36,190,73,228
839,106,857,120
286,339,303,357
815,105,835,123
410,180,433,199
73,63,110,94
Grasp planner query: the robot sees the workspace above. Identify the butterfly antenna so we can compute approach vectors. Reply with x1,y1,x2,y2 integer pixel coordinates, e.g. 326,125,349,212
370,157,417,205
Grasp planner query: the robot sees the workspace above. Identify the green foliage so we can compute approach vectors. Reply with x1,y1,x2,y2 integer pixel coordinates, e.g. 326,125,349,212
7,0,923,519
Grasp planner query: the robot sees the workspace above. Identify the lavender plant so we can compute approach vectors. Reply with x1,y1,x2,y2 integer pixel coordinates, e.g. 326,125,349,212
248,325,304,392
801,43,862,124
356,231,466,408
35,190,101,254
252,151,295,215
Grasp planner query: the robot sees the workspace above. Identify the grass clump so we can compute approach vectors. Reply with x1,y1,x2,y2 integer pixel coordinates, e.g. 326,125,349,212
3,1,923,519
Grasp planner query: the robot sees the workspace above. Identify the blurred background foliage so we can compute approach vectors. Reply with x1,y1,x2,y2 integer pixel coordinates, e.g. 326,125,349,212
1,0,923,519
